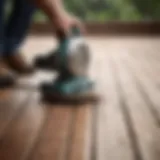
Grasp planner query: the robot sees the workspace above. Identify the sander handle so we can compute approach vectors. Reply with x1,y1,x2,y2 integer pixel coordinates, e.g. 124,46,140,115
57,26,81,41
71,26,81,37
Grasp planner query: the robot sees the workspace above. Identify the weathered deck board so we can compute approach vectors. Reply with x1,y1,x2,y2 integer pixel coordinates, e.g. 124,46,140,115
0,93,47,160
0,90,29,138
0,36,160,160
28,105,90,160
129,50,160,85
111,53,160,160
90,48,134,160
122,52,160,125
29,106,72,160
68,105,90,160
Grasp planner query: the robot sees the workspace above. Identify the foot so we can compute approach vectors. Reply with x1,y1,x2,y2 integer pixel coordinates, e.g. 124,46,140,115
0,59,15,89
4,53,34,75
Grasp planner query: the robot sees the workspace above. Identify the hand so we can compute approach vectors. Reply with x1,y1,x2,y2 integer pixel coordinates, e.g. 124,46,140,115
53,13,85,37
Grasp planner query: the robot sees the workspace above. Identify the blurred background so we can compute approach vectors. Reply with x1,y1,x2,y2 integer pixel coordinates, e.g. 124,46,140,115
6,0,160,22
35,0,160,22
30,0,160,22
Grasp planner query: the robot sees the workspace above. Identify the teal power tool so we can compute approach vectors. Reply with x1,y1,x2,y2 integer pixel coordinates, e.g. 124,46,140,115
36,27,98,104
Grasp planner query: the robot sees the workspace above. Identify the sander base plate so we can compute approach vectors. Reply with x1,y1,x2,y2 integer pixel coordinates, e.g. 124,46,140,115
40,77,99,104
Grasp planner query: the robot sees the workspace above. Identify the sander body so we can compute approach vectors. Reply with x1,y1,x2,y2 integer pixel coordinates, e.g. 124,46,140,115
36,27,98,103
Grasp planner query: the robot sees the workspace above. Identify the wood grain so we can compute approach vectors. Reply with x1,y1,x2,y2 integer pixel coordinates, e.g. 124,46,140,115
89,45,134,160
28,106,74,160
0,93,47,160
68,106,90,160
113,51,160,160
0,90,29,138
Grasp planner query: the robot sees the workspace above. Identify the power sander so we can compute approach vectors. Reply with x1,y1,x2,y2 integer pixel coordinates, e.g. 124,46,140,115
35,27,98,104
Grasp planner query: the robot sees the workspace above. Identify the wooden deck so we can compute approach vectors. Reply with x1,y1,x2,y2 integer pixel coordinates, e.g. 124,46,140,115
0,36,160,160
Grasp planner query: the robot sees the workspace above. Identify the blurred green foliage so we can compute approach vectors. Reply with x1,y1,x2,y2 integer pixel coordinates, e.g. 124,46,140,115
64,0,160,21
13,0,160,22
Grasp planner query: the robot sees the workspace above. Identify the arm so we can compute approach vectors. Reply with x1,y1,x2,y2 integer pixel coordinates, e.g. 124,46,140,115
34,0,65,23
32,0,84,35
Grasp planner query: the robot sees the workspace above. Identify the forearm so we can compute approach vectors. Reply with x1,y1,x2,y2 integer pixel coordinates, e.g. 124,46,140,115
30,0,83,36
34,0,65,22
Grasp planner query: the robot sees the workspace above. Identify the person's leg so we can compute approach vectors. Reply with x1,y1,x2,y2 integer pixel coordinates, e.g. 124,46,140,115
0,0,5,55
4,0,35,54
3,0,36,74
0,0,15,88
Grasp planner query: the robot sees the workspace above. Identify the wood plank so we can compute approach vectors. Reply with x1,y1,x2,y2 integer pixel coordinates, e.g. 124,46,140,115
122,52,160,125
0,92,47,160
112,52,160,160
90,48,134,160
28,104,91,160
129,50,160,85
68,105,90,160
0,89,30,138
140,51,160,83
28,106,74,160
